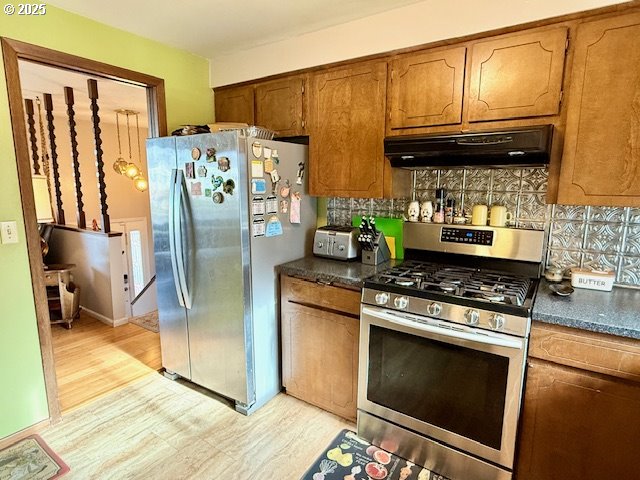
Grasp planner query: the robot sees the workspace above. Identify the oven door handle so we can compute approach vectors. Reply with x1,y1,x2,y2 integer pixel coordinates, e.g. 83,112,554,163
362,307,524,350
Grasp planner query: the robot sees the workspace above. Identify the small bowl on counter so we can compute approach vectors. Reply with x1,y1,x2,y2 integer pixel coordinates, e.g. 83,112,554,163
548,283,575,296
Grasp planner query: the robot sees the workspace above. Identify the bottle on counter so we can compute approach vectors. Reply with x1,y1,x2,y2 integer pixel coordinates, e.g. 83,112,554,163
445,198,455,224
434,204,445,223
453,208,467,224
434,188,447,223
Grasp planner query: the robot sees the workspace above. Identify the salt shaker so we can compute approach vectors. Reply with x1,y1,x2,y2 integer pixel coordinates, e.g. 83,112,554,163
420,201,433,222
407,200,420,222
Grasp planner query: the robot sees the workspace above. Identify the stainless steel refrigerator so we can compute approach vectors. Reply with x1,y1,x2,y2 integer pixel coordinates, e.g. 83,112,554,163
146,131,316,414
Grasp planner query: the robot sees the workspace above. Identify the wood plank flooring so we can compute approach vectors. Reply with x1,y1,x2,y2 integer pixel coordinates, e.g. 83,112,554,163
40,374,353,479
51,311,162,412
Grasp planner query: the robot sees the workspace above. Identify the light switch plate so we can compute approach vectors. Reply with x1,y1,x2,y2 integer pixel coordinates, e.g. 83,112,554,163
0,221,19,244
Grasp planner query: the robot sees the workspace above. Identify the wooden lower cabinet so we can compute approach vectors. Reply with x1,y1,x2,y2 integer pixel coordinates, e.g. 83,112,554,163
280,275,360,421
517,324,640,479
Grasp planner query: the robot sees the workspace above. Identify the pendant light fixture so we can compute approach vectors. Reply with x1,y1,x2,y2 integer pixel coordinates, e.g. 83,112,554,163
113,111,128,175
113,109,147,192
133,175,148,192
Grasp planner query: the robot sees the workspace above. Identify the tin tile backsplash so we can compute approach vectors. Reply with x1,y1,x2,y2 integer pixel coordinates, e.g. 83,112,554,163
325,167,640,287
547,205,640,286
413,168,551,229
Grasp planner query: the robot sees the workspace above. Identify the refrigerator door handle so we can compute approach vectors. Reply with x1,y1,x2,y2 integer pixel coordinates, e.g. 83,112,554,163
174,170,193,309
168,169,185,307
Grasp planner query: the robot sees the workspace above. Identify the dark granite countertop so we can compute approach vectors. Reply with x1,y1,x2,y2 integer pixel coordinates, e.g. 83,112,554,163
278,259,640,339
277,256,395,288
533,280,640,340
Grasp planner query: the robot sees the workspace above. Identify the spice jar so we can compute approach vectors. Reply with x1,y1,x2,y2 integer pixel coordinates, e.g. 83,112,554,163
544,266,564,282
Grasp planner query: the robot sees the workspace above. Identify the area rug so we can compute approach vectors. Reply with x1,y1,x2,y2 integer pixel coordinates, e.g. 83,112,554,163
129,310,159,333
301,429,449,480
0,434,69,480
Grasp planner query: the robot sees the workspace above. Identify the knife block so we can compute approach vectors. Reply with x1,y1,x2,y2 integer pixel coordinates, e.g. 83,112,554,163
362,232,391,266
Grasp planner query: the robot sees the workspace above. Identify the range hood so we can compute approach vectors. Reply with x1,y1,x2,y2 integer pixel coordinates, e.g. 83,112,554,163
385,125,553,168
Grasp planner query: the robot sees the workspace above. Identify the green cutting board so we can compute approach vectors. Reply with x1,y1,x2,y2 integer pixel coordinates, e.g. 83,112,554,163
352,216,404,259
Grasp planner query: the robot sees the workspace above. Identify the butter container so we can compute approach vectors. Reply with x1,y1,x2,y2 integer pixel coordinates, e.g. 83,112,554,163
570,267,615,291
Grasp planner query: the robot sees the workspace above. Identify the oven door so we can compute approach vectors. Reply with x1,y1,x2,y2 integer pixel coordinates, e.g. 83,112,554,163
358,305,527,469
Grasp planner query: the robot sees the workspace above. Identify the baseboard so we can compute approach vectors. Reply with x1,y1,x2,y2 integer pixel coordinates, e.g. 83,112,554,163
113,316,128,326
0,419,50,450
81,306,128,327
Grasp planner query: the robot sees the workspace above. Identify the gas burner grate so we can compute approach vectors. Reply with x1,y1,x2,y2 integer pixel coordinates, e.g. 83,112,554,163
369,261,533,307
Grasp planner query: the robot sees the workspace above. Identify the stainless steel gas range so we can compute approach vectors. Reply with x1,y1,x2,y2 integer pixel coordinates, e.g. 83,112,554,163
357,223,546,480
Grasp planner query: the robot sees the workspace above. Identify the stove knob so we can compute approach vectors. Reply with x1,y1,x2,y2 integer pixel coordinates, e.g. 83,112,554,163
489,313,505,330
317,241,324,248
427,302,442,316
464,309,480,325
394,296,409,309
374,292,389,305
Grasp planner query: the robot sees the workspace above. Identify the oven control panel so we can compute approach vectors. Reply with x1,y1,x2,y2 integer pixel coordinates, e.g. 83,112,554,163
361,289,530,337
441,227,494,246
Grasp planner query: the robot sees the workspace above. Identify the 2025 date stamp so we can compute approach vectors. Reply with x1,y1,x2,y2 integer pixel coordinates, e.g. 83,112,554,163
4,3,47,15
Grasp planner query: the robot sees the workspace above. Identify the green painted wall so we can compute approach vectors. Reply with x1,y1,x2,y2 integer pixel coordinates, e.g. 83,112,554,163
0,6,213,440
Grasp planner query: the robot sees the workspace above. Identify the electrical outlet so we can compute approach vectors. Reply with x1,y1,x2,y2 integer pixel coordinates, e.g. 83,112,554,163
0,221,19,244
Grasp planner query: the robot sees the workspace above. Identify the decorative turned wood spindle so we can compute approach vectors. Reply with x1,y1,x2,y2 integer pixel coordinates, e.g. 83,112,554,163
43,93,65,225
88,79,110,233
64,86,86,229
24,99,41,175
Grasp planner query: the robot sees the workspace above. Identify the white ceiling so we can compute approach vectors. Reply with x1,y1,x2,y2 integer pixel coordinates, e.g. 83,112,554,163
47,0,423,58
19,60,149,127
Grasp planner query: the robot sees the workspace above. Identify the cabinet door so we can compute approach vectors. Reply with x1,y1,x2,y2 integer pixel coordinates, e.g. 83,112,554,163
557,13,640,207
308,61,387,198
468,28,567,122
255,76,305,137
389,47,466,129
517,358,640,480
214,85,254,124
281,301,359,421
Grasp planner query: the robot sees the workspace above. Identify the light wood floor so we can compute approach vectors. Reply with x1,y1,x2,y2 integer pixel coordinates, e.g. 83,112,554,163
40,374,353,479
51,311,162,412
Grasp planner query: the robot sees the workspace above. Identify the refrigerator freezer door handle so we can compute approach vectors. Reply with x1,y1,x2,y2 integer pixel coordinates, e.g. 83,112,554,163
169,169,185,307
175,170,193,309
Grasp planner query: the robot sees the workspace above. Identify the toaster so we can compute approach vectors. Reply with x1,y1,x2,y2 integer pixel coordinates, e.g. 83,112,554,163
313,226,360,260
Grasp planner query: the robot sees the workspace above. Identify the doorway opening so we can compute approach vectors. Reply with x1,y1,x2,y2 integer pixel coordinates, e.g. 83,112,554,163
2,38,167,420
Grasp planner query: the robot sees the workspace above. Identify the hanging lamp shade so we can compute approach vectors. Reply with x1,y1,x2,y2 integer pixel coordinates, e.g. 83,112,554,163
113,157,128,174
133,175,148,192
124,162,140,179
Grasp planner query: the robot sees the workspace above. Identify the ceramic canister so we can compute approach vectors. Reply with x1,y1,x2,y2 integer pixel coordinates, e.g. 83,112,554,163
471,204,488,226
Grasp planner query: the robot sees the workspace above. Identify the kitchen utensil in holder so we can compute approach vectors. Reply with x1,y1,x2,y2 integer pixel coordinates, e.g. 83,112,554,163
362,232,391,266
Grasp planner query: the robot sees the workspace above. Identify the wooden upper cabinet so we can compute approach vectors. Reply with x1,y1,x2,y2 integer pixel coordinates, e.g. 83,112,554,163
214,85,254,124
388,46,466,129
308,61,387,198
557,12,640,207
468,28,568,122
255,76,306,137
